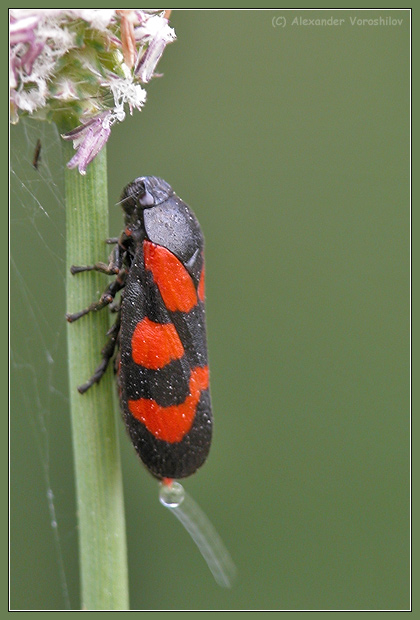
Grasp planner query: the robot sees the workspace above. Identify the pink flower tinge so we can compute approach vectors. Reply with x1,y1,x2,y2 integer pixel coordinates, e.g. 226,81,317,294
62,114,112,175
134,14,176,83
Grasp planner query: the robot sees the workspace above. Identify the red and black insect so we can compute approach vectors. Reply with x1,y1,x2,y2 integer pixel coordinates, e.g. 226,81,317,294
67,176,212,480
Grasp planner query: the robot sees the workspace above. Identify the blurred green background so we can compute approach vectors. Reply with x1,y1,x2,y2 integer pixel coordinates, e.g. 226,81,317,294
10,9,410,610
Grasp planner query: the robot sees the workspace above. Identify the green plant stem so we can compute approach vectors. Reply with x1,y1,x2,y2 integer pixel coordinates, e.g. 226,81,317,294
64,142,129,610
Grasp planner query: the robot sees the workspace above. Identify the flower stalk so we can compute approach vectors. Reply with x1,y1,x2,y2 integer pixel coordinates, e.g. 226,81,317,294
64,141,129,610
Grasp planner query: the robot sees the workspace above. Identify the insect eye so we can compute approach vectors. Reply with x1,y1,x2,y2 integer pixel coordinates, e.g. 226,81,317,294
120,179,151,216
136,180,146,196
128,180,148,206
138,183,155,207
128,179,155,208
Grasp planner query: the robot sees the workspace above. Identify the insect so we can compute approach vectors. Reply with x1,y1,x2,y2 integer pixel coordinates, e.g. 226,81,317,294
32,138,41,169
67,176,212,480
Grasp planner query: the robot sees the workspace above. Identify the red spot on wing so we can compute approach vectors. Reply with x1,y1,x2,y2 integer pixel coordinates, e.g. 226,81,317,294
143,240,197,312
198,264,205,302
128,366,209,443
131,317,184,370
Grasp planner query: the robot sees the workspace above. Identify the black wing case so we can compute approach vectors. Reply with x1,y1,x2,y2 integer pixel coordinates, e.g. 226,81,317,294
118,234,212,480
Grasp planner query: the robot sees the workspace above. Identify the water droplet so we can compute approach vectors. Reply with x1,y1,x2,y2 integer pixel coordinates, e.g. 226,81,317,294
159,481,185,508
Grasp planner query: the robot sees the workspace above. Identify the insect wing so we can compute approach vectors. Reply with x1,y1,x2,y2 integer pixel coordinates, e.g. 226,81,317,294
119,239,212,480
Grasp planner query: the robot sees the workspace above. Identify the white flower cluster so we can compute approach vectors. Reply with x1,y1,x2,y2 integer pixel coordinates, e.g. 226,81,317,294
10,9,176,173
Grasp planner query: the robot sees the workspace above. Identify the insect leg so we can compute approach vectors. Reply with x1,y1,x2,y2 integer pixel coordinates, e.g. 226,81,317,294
77,311,122,394
70,262,119,275
70,243,124,275
66,271,126,322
